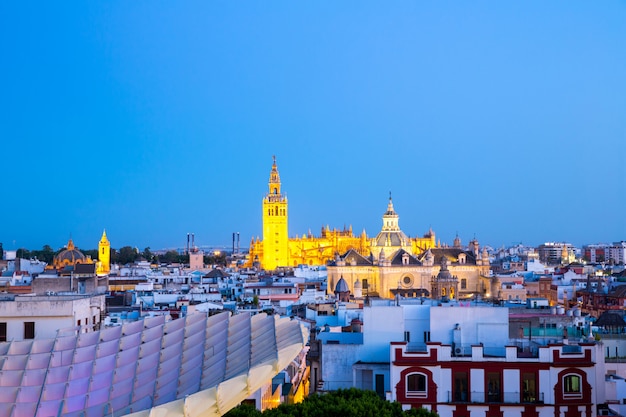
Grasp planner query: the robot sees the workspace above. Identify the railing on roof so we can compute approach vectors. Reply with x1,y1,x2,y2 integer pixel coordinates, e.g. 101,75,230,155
447,391,544,404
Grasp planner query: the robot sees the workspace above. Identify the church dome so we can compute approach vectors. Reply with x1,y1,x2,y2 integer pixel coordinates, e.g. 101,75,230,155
334,276,350,294
54,239,86,267
436,257,453,280
373,195,411,251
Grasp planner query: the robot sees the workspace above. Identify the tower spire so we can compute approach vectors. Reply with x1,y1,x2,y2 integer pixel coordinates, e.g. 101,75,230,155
268,156,282,197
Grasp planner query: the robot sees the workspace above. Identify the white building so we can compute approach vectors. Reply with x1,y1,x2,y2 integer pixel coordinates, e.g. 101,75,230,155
390,340,604,416
0,293,105,341
312,300,508,396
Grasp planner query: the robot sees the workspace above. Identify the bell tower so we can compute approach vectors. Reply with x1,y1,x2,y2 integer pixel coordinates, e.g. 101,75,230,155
262,156,289,270
97,230,110,275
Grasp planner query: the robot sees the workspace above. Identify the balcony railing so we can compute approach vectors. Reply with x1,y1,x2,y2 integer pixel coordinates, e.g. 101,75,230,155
447,391,544,404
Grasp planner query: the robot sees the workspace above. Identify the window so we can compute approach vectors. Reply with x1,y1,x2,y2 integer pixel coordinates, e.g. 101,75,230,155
486,372,501,402
564,374,582,398
375,374,385,398
0,322,6,342
461,279,467,289
24,322,35,339
453,372,469,401
406,373,427,397
423,331,430,342
404,331,410,342
522,372,537,402
454,372,468,402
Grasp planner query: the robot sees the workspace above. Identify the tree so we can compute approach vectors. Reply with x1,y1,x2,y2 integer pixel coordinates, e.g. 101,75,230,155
225,388,438,417
39,245,55,264
162,250,180,264
143,247,153,261
224,404,262,417
204,252,227,267
81,248,98,261
117,246,139,265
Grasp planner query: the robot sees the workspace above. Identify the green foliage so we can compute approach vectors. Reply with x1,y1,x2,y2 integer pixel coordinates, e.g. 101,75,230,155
203,252,227,266
114,246,140,265
224,403,262,417
162,250,181,264
82,248,98,261
226,389,438,417
16,245,57,264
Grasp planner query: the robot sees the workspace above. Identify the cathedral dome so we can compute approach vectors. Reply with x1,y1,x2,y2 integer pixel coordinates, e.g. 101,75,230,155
54,239,87,268
372,195,411,255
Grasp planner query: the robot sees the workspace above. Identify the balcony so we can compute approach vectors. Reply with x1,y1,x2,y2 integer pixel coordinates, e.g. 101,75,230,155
447,391,544,404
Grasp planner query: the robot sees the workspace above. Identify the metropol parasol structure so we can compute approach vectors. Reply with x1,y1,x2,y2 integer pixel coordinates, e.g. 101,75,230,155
0,312,308,417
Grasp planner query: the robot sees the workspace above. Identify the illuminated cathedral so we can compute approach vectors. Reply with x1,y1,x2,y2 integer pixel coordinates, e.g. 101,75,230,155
246,158,437,270
48,231,111,276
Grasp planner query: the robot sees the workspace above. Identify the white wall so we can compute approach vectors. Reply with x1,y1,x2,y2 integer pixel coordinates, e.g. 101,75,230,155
363,306,404,362
0,295,104,340
321,344,361,391
402,305,431,346
430,306,509,348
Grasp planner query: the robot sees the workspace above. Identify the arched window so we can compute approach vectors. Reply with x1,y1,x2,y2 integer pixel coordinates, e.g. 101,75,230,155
406,373,427,397
273,188,277,194
563,374,582,398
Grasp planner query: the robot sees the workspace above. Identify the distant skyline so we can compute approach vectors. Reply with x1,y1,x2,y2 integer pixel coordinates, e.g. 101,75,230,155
1,2,625,252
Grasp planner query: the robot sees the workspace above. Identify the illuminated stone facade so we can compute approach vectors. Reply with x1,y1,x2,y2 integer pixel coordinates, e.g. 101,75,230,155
261,156,289,271
327,244,491,300
247,159,437,271
96,230,110,275
52,238,93,270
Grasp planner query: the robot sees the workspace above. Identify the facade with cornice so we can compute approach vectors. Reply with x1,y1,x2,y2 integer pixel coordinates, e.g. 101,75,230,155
326,201,492,299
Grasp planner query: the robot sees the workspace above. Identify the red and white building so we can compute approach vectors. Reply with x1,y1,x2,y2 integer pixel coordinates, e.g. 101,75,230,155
390,340,605,417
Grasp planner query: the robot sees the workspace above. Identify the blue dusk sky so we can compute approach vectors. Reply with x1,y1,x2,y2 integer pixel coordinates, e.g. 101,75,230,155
1,1,625,252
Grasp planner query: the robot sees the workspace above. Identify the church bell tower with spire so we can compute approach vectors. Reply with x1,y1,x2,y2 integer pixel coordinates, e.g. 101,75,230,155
262,156,289,270
96,230,110,275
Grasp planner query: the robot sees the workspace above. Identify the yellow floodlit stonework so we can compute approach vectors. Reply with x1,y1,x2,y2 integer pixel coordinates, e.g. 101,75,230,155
247,158,436,270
